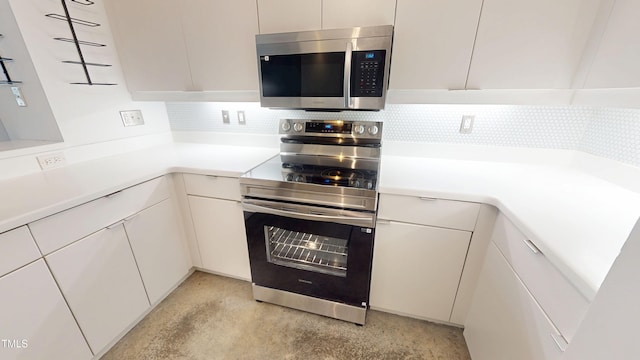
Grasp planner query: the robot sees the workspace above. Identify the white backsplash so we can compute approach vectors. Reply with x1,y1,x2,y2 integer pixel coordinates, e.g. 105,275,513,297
166,102,640,167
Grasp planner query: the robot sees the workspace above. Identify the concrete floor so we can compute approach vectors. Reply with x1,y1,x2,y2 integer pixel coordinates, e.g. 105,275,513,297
102,271,471,360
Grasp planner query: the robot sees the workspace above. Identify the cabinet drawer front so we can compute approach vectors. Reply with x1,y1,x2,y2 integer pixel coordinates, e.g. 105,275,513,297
45,225,150,354
378,194,480,231
0,226,41,277
0,260,92,360
370,221,472,322
183,173,241,201
492,213,589,341
465,242,564,360
30,176,169,255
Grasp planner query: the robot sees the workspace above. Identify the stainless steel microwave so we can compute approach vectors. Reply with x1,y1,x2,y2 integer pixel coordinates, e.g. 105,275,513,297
255,25,393,111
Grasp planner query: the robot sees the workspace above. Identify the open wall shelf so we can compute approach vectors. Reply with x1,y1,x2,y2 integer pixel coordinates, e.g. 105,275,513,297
45,0,116,86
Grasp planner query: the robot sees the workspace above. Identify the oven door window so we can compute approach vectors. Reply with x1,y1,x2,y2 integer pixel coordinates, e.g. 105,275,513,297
264,225,348,277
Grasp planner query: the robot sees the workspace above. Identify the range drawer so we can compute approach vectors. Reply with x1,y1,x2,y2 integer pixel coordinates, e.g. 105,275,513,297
183,173,241,201
0,226,41,277
492,213,589,341
29,176,169,255
377,194,480,231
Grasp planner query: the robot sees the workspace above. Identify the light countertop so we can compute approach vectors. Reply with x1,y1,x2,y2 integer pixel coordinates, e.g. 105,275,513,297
379,155,640,301
2,141,639,302
0,143,279,235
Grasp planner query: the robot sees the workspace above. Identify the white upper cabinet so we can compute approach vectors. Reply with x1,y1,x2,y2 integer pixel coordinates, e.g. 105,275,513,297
389,0,482,90
104,0,192,91
467,0,601,89
322,0,396,29
583,0,640,88
181,0,259,91
257,0,321,34
257,0,395,34
105,0,259,95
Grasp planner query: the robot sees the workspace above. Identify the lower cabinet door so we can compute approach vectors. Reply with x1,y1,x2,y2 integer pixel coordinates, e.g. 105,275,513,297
464,242,564,360
125,199,191,304
369,221,472,322
0,260,93,360
188,196,251,280
46,225,150,354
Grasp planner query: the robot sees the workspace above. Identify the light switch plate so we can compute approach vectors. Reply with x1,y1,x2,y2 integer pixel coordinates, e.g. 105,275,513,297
237,110,246,125
120,110,144,127
460,115,474,134
10,86,27,107
222,110,230,124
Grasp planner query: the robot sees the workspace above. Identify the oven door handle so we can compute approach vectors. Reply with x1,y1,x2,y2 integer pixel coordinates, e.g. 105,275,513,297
242,201,375,228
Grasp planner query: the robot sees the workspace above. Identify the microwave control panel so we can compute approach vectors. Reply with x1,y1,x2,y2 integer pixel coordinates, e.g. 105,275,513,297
351,50,386,97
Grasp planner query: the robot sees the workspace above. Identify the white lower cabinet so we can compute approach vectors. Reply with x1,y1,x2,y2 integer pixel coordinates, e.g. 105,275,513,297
188,195,251,280
0,260,92,360
45,225,150,354
464,242,564,360
125,199,191,304
370,221,472,322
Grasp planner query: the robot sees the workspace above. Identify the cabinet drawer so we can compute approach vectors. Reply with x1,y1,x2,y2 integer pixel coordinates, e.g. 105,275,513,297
0,226,41,277
30,176,169,255
183,173,241,201
378,194,480,231
492,213,589,341
465,242,565,360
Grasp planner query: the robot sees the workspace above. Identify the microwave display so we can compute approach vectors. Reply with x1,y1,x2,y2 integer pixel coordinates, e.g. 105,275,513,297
260,52,345,97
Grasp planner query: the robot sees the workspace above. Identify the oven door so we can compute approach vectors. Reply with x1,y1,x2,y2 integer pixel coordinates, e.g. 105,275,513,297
243,200,375,307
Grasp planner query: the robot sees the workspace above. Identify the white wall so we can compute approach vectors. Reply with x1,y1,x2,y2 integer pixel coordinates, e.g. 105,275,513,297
7,0,171,147
0,0,61,143
0,120,9,141
563,217,640,360
0,0,173,179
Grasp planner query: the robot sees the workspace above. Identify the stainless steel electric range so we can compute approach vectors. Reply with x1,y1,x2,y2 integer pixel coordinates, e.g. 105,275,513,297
239,119,382,325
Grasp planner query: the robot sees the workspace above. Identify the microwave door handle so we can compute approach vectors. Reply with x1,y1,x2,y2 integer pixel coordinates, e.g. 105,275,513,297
344,41,353,109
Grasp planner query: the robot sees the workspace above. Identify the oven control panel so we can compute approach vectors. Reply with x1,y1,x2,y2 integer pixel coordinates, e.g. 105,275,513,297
280,119,382,139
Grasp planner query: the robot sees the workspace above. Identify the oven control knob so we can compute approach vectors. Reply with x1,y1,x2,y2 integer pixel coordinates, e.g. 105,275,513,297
367,125,379,135
354,124,366,135
293,122,304,132
294,175,305,182
364,180,374,190
285,173,294,181
353,180,361,188
281,121,291,132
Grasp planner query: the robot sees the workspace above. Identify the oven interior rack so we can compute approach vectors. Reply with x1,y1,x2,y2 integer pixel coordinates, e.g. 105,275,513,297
267,227,348,277
0,34,22,85
45,0,116,85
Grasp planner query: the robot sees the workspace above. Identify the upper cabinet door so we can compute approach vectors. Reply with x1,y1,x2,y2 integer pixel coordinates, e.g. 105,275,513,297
257,0,321,34
389,0,482,90
322,0,397,29
104,0,192,91
182,0,259,91
583,0,640,88
467,0,601,89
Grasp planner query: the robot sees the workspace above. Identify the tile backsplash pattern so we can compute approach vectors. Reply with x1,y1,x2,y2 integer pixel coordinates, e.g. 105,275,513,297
167,103,640,167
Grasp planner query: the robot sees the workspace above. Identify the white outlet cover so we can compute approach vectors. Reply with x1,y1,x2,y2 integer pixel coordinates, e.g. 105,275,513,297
36,152,67,170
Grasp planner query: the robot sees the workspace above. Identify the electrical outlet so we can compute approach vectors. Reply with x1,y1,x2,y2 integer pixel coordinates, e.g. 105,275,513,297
460,115,474,134
237,110,246,125
37,152,67,170
222,110,230,124
120,110,144,127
